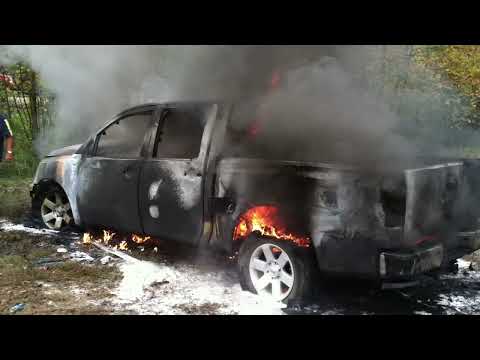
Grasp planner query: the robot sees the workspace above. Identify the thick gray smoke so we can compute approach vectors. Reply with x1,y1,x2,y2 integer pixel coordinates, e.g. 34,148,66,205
1,45,187,154
0,45,466,170
226,58,417,171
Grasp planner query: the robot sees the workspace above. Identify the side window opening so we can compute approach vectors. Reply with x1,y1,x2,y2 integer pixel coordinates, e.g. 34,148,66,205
96,112,153,159
154,106,209,159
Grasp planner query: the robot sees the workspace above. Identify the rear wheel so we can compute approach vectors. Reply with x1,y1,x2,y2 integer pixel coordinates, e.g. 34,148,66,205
238,234,316,303
39,188,73,230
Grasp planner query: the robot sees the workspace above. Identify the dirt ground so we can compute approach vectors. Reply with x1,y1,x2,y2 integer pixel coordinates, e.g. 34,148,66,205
0,220,281,315
0,227,124,315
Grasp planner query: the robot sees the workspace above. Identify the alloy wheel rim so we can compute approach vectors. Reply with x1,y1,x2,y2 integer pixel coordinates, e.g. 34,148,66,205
41,192,72,230
249,243,295,302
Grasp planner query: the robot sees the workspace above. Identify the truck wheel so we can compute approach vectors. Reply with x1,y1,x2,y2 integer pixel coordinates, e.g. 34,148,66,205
238,234,316,303
39,187,73,230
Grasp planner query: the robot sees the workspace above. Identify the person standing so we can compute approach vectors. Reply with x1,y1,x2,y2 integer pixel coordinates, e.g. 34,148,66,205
0,114,14,162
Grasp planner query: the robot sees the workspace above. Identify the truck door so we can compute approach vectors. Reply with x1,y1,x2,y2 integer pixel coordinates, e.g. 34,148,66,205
76,110,154,233
139,103,218,245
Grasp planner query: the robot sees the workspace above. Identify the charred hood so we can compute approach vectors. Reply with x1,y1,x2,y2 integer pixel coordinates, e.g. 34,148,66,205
46,144,82,158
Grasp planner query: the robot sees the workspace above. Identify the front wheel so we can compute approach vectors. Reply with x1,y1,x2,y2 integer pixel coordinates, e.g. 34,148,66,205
238,235,316,303
39,188,73,230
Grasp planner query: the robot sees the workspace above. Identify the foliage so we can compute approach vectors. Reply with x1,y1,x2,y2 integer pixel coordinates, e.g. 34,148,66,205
0,61,55,177
0,112,39,178
0,177,31,220
360,45,480,152
415,45,480,128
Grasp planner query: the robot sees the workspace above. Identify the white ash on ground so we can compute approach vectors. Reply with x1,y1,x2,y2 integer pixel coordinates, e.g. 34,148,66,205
100,256,113,265
112,257,285,315
0,219,285,315
457,258,472,270
431,259,480,314
69,251,95,263
414,311,432,315
0,220,60,236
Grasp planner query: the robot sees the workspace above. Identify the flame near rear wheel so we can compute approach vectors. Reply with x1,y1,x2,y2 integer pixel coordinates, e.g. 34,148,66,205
233,205,310,248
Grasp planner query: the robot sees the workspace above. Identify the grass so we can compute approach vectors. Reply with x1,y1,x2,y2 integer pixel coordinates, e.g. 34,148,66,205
461,147,480,158
0,176,32,220
0,230,122,315
1,112,40,178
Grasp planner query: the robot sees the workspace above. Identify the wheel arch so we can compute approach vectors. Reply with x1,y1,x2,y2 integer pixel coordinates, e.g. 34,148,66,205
32,179,66,208
213,200,276,254
31,179,79,225
214,199,314,256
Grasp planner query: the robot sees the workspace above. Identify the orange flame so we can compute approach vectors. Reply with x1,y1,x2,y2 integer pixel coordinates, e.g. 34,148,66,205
103,230,115,244
233,205,310,247
82,231,152,252
82,233,93,244
131,234,151,244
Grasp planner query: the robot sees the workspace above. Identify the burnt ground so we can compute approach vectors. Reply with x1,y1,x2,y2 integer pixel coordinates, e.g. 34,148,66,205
2,180,480,315
0,221,125,315
2,216,480,315
0,218,272,315
285,266,480,315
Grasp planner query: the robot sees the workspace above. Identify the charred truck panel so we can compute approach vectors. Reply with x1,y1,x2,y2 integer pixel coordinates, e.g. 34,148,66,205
138,103,219,245
31,101,480,302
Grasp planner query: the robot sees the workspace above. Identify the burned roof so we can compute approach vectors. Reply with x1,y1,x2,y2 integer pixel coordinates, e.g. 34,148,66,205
113,100,229,120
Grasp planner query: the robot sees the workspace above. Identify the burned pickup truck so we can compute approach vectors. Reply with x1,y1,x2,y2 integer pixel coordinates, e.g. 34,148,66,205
30,101,480,302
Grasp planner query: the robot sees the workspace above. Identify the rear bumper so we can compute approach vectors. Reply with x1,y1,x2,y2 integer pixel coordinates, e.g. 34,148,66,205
443,229,480,262
379,228,480,279
456,230,480,252
379,244,444,280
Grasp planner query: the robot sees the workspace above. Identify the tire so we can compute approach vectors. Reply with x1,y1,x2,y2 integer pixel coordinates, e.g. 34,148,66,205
238,234,317,303
38,186,73,231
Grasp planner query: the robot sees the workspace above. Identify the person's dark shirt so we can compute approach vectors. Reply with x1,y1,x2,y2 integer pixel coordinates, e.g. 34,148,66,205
0,115,13,160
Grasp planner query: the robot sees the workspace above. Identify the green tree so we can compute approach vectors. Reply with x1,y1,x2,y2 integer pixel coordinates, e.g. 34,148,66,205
0,62,55,176
415,45,480,127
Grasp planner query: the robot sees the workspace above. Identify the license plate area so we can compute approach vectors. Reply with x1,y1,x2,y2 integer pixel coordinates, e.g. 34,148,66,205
413,245,443,273
380,244,444,278
457,230,480,251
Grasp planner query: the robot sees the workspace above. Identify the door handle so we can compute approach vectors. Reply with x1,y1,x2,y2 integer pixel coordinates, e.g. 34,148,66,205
91,160,101,169
184,168,202,177
122,165,136,180
184,164,202,177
